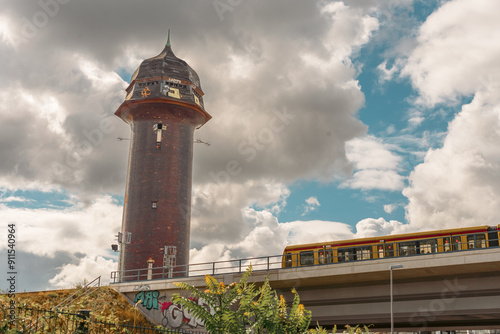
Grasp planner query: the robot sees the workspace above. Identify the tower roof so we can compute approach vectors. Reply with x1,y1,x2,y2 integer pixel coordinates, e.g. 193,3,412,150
129,34,203,94
130,45,202,92
117,34,211,125
122,33,208,114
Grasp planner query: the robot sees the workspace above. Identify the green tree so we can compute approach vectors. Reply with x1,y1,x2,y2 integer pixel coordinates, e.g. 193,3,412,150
309,324,372,334
171,266,311,333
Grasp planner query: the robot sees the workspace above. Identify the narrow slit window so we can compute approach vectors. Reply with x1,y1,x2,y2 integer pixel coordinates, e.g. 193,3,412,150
153,123,165,148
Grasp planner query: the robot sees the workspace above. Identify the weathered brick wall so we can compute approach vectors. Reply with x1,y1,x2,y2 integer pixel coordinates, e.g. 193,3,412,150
118,102,206,278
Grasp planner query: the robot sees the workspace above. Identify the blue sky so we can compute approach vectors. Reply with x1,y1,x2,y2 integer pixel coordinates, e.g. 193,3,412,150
1,0,500,291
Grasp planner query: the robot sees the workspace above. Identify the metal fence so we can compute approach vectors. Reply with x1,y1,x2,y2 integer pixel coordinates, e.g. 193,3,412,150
0,306,203,334
111,254,282,283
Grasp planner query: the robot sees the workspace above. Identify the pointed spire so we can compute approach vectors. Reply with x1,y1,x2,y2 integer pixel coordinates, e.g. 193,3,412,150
166,29,171,47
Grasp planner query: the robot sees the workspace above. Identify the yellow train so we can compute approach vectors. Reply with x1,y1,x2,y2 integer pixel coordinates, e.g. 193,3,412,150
282,225,500,268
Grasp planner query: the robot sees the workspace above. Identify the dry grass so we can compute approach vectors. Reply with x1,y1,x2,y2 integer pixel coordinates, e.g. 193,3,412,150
0,286,152,327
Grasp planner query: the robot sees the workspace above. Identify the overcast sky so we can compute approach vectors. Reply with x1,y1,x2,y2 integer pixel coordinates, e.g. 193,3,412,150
1,0,500,291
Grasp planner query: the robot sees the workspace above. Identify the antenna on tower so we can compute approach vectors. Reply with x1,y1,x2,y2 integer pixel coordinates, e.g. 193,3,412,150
194,138,210,146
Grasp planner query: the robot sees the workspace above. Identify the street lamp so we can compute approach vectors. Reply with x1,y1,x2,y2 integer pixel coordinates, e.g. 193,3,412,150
390,264,403,334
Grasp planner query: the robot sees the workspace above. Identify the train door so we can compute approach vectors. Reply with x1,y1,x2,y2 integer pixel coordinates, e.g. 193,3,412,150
384,243,396,257
487,226,499,247
283,253,294,268
318,248,333,264
377,244,385,258
450,236,463,251
443,238,451,252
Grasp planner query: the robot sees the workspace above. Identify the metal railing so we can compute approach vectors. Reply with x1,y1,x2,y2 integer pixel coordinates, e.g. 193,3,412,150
54,276,101,310
111,235,500,284
111,254,283,283
25,276,102,331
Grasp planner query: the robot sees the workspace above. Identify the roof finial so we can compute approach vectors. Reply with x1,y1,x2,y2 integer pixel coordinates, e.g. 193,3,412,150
166,29,171,47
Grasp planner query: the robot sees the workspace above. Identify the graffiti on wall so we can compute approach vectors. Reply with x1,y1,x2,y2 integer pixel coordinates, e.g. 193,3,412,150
134,290,159,310
132,290,213,329
160,297,213,329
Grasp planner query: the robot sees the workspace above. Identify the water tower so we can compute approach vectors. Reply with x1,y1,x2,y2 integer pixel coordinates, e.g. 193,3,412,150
115,34,211,279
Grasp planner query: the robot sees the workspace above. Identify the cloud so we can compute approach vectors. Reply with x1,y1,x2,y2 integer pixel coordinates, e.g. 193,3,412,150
400,0,500,230
0,195,120,289
0,196,32,203
341,135,405,191
401,0,500,106
49,255,116,289
191,181,290,245
0,195,122,257
404,92,500,230
0,56,128,197
354,217,414,238
383,203,397,214
283,220,355,245
302,196,321,216
377,59,404,83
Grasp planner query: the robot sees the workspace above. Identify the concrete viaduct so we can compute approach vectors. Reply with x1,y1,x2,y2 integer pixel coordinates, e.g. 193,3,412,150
112,247,500,331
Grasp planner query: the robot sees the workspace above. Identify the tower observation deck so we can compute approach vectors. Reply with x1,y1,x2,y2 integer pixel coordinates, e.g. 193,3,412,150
115,33,211,279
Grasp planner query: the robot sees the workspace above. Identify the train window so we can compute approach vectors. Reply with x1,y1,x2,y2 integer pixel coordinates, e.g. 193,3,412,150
420,239,437,254
443,238,451,252
318,249,333,264
478,234,486,248
384,244,395,257
318,250,325,264
467,234,486,249
357,247,371,260
451,237,462,251
378,245,384,258
338,249,355,262
284,253,293,267
299,251,314,266
399,242,417,256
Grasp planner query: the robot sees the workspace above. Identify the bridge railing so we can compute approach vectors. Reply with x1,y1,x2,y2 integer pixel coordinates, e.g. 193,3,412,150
111,235,499,284
111,254,284,283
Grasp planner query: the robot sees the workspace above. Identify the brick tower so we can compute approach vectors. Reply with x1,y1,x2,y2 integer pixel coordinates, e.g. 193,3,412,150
115,34,211,280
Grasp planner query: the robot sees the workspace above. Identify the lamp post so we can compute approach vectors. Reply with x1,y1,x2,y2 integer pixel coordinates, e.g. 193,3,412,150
390,264,403,334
